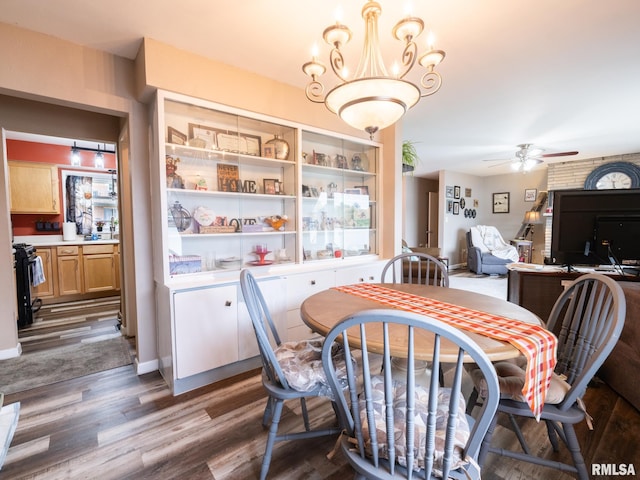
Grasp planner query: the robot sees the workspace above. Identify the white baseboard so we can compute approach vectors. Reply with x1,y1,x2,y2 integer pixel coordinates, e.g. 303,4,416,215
0,343,22,361
135,357,159,375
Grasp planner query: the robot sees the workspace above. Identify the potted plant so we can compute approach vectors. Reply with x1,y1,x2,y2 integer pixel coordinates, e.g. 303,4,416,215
95,220,106,232
402,140,420,173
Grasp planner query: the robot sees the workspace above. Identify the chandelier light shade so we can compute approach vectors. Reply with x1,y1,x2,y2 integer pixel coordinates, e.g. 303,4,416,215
303,1,445,137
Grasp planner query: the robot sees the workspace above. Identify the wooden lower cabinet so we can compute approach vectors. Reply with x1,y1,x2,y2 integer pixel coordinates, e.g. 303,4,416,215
49,243,119,299
34,247,56,299
82,244,116,292
57,246,83,296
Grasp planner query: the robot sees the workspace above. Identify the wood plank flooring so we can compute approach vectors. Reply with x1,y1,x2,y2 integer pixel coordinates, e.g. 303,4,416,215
3,334,639,479
3,286,639,479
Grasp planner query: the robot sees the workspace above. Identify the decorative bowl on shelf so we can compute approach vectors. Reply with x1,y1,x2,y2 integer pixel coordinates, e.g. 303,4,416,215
264,215,288,231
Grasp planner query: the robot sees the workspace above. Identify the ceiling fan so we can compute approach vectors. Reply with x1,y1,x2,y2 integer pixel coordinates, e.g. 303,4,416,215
485,143,579,171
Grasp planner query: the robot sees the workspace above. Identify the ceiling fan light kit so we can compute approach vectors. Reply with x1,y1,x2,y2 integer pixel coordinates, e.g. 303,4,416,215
302,1,445,138
487,143,579,172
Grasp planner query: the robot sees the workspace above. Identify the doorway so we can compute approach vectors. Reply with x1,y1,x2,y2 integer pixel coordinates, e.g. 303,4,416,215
6,130,123,341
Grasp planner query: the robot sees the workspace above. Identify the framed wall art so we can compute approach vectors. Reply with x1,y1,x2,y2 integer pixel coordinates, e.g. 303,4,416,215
167,127,187,145
454,185,461,199
453,202,460,215
492,192,510,213
524,188,537,202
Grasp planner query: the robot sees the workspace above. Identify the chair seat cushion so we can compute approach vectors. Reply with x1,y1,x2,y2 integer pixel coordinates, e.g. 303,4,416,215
468,359,571,404
275,340,347,395
359,375,470,474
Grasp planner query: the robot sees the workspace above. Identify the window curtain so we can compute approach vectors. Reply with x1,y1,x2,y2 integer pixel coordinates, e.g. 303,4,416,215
66,175,93,235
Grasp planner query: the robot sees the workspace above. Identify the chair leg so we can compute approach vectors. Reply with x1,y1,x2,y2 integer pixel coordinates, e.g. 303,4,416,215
508,413,531,455
545,420,561,452
299,397,311,431
478,411,499,466
260,399,284,480
262,396,274,428
563,423,589,480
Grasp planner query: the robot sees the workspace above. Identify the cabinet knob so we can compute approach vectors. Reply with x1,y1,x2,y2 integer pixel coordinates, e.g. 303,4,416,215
225,300,232,307
359,278,365,282
310,280,316,285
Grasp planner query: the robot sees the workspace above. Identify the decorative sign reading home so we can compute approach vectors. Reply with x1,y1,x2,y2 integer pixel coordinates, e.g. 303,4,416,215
217,163,240,192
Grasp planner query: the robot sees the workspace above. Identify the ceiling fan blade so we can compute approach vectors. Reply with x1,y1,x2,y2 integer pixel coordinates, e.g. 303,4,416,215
541,151,579,158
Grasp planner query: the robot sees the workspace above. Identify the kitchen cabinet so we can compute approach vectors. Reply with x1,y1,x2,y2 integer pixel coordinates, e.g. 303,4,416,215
57,245,83,296
8,161,60,214
34,247,56,299
82,244,117,292
114,244,121,291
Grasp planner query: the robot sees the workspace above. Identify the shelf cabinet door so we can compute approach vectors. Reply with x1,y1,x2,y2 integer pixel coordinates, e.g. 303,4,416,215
8,161,60,214
83,253,117,292
237,277,286,360
57,255,83,296
34,247,57,299
173,284,239,379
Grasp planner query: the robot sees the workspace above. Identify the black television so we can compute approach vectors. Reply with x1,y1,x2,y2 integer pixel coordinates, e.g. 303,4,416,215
550,188,640,269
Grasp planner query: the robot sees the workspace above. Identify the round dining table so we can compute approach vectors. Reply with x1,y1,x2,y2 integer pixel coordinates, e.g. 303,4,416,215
300,283,543,363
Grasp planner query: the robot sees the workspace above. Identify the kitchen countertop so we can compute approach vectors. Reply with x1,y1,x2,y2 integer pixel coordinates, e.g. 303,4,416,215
13,235,119,247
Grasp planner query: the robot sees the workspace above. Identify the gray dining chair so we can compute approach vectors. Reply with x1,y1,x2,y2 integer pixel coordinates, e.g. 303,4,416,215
239,269,341,480
321,308,500,480
477,273,626,480
381,252,449,287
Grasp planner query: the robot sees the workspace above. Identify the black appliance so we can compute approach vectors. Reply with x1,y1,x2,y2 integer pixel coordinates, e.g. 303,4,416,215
13,243,42,328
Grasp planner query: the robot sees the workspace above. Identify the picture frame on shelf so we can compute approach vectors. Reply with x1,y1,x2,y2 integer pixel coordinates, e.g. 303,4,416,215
525,188,537,202
263,178,278,195
262,144,276,159
309,186,319,197
354,185,369,196
454,186,461,199
167,127,187,145
492,192,510,213
302,185,311,197
188,123,218,149
345,188,362,195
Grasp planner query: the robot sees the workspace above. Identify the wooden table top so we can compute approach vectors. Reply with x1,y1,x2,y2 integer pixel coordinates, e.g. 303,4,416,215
300,283,542,362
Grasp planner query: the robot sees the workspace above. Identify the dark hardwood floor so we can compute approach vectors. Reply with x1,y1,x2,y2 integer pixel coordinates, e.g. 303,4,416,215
3,295,639,479
3,325,639,479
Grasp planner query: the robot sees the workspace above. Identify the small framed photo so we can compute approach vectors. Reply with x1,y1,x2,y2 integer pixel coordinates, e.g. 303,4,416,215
525,188,537,202
446,186,454,198
492,192,510,213
354,185,369,196
453,201,460,215
447,200,453,213
167,127,187,145
345,188,362,195
302,185,311,197
454,186,461,199
465,187,472,197
310,186,319,197
262,144,276,159
263,178,278,195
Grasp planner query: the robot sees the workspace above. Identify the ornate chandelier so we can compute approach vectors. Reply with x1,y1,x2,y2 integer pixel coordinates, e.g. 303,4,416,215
302,1,445,138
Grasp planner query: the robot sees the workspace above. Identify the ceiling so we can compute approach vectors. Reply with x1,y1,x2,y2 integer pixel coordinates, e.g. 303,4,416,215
2,0,640,178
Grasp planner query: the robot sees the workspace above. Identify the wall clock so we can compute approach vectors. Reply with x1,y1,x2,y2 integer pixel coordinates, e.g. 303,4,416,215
584,161,640,190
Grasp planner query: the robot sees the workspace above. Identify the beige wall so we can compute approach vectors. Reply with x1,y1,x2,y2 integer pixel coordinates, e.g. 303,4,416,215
0,25,403,366
0,22,156,365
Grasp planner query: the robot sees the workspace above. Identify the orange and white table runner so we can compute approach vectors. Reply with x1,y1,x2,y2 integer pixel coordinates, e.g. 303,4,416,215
333,283,557,420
